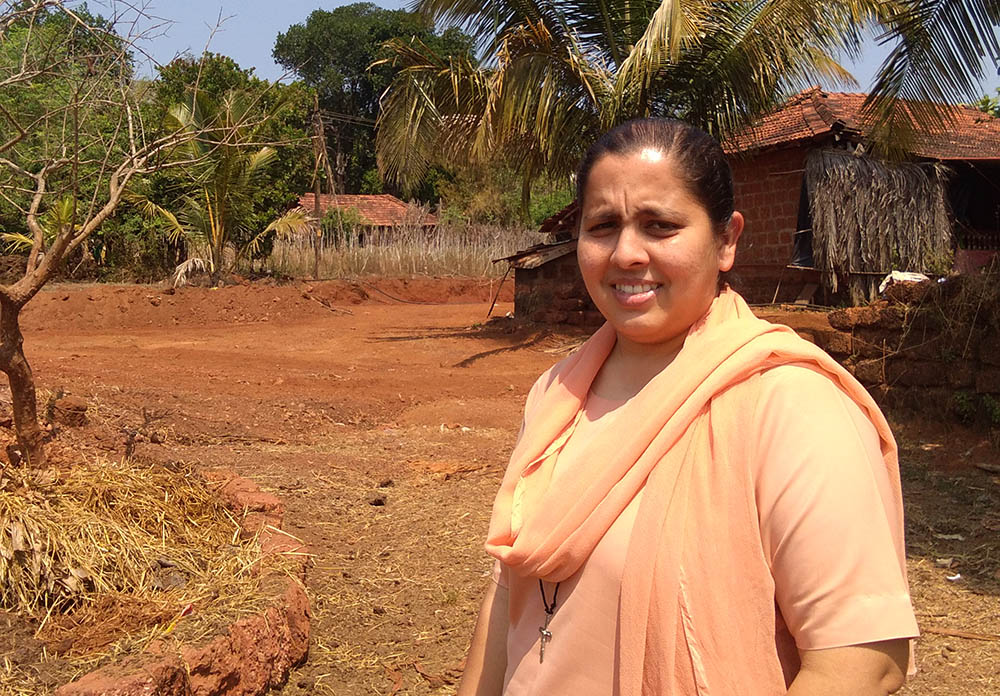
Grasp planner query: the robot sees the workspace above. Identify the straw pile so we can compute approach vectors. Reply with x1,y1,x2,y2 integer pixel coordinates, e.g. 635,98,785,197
0,458,277,690
806,149,953,303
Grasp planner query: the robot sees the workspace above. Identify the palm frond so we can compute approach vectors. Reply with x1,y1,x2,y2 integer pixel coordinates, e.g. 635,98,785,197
376,37,493,192
125,191,187,243
172,257,211,289
865,0,1000,154
413,0,574,53
0,230,36,254
243,209,314,258
616,0,704,96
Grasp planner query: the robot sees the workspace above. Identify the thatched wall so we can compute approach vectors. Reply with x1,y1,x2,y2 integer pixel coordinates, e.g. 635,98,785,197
806,149,952,304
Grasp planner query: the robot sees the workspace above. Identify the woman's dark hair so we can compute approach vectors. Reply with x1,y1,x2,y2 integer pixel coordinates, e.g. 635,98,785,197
575,118,734,234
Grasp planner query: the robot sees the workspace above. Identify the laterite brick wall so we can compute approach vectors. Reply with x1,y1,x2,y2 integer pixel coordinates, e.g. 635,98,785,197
729,147,808,303
514,254,603,327
807,283,1000,421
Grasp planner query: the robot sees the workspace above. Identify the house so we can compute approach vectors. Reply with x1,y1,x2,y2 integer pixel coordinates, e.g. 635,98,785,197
726,87,1000,303
297,193,437,241
502,88,1000,323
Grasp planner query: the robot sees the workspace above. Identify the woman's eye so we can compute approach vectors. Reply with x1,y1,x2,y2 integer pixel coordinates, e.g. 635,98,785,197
586,221,616,235
648,221,678,234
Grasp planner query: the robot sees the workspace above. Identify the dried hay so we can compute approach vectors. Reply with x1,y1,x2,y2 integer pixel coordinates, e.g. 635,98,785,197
0,458,284,691
806,149,953,304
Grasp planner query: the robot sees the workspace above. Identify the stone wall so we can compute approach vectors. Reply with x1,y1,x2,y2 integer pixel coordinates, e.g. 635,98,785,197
809,282,1000,423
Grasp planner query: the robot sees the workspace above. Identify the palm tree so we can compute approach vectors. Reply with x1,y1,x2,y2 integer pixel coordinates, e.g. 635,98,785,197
133,90,310,285
376,1,867,204
377,1,1000,196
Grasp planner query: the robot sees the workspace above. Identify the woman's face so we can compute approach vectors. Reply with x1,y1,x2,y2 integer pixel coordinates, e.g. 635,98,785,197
577,149,743,352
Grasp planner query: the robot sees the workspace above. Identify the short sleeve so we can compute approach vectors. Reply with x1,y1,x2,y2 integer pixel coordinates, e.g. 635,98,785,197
752,365,919,651
491,559,509,588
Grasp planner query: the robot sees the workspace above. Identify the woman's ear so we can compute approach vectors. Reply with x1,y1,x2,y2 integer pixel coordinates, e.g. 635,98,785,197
717,211,744,273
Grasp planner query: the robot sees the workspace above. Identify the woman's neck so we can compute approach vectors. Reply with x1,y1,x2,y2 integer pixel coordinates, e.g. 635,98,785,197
590,333,686,401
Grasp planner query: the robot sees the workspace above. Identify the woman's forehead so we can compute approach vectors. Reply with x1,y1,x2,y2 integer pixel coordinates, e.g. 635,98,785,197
583,151,687,203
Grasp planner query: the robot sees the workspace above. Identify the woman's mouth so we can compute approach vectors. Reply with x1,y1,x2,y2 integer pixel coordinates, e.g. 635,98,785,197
612,282,660,306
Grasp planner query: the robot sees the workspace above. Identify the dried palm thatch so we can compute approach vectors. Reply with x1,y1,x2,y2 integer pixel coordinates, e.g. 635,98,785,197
806,149,953,304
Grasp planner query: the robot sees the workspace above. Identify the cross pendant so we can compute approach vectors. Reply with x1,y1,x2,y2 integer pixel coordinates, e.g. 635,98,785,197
538,612,553,663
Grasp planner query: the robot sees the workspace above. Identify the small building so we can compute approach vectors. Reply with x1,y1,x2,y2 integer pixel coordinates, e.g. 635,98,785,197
726,87,1000,304
297,193,437,238
503,88,1000,322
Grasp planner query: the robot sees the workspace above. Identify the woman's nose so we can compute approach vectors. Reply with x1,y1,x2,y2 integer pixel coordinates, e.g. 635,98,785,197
609,225,648,267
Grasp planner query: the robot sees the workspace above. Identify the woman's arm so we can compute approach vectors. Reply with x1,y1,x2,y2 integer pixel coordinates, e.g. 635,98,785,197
787,639,909,696
456,580,510,696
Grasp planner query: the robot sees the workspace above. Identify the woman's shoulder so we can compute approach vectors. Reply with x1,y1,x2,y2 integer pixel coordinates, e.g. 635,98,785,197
523,354,576,413
754,362,868,426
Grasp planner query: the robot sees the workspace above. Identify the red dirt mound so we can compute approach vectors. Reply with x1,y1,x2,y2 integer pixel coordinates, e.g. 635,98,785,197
22,277,513,333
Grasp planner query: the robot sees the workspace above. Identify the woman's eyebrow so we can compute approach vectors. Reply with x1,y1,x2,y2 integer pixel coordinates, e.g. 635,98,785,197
636,203,683,218
581,208,619,223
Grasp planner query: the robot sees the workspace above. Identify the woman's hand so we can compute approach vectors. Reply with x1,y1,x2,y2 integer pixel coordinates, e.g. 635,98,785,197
787,639,909,695
456,580,509,696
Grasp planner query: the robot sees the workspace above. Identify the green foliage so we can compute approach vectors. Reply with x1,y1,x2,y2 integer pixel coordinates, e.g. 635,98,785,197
131,86,312,281
973,88,1000,118
322,206,364,229
435,166,572,226
0,3,134,248
377,1,870,194
950,391,1000,427
272,2,474,195
983,395,1000,426
89,203,182,281
115,54,313,279
359,168,385,195
154,53,258,106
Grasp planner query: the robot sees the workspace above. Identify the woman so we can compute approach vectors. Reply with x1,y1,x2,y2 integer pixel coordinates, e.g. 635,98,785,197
459,119,919,696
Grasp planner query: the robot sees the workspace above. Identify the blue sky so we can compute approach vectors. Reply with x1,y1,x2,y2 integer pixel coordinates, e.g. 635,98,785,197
121,1,999,95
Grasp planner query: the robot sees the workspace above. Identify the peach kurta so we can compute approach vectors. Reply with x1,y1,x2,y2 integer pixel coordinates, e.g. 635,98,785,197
494,364,918,695
485,289,917,695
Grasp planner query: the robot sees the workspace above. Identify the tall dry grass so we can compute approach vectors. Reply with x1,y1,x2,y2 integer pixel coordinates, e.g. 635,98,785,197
257,217,542,279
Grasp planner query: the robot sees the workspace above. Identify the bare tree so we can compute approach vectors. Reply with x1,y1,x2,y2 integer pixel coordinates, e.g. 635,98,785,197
0,0,218,466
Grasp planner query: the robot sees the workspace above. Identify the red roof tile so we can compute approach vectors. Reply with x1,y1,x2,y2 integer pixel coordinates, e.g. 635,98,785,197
727,87,1000,159
298,193,437,227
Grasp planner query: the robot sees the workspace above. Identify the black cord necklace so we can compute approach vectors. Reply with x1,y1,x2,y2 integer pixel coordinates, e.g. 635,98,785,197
538,580,560,663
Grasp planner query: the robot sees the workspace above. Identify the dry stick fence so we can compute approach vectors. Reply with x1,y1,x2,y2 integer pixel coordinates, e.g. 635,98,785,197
258,217,542,279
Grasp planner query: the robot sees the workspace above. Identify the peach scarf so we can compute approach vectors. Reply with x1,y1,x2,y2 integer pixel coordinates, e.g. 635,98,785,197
486,288,908,695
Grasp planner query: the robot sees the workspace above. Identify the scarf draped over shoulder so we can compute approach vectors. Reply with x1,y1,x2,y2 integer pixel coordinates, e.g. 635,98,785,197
486,288,908,695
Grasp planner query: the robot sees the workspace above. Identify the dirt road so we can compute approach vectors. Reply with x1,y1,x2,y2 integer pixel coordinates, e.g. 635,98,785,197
12,279,1000,695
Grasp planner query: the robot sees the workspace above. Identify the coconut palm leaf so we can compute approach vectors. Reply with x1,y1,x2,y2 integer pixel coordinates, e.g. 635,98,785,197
125,191,187,242
864,0,1000,153
413,0,575,53
244,208,313,258
0,230,36,254
376,37,494,192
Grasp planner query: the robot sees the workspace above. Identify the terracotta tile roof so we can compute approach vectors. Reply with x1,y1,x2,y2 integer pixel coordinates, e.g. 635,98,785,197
727,87,1000,159
298,193,437,227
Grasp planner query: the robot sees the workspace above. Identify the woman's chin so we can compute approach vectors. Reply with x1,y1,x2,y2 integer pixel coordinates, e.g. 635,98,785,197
606,315,685,349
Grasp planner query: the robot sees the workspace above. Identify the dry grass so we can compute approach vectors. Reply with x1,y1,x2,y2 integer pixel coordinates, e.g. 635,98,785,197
260,220,541,279
0,458,288,693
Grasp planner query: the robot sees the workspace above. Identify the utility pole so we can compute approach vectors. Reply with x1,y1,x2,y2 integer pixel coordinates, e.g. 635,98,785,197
310,92,328,280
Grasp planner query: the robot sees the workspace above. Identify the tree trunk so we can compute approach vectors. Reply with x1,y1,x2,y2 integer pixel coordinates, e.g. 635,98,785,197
210,239,224,286
0,296,45,467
